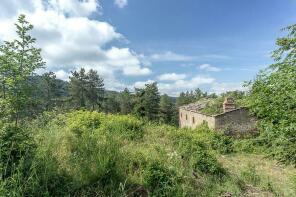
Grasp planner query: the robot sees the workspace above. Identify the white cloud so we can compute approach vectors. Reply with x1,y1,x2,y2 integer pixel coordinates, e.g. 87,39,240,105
157,73,186,81
133,75,215,96
55,70,70,81
114,0,128,8
149,51,197,62
47,0,100,17
158,76,215,96
0,0,150,90
210,82,246,94
199,64,221,72
134,80,155,89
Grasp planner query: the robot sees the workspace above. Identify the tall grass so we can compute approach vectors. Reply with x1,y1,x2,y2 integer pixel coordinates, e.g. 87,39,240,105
0,110,294,196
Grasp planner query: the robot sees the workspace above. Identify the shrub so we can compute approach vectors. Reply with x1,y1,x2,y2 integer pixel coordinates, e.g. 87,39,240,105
0,124,35,178
99,114,144,140
190,149,226,176
210,133,234,154
144,161,180,196
66,110,103,135
172,128,227,177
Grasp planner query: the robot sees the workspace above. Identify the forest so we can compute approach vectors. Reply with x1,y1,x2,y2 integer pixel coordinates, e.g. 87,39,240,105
0,15,295,196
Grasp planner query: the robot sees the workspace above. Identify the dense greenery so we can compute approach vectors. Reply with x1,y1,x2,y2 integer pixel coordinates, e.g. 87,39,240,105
2,111,294,196
199,91,246,115
0,15,295,196
246,25,296,165
0,15,44,125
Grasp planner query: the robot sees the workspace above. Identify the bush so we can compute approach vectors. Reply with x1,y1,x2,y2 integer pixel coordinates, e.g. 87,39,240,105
172,128,227,177
37,116,126,194
66,110,103,135
144,161,180,196
99,114,144,140
0,124,35,178
190,150,226,176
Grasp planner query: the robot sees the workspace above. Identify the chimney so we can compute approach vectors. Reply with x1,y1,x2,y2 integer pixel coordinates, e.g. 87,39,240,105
223,97,236,113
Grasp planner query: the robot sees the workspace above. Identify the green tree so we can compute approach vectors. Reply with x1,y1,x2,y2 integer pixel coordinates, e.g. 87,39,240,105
69,68,88,109
133,88,146,118
247,24,296,165
143,82,160,121
102,92,120,113
0,14,45,125
159,94,174,124
119,88,133,114
86,69,104,111
134,82,160,121
41,72,58,110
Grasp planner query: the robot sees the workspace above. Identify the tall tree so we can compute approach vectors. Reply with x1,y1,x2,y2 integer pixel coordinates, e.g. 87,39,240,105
159,94,174,124
69,68,88,109
144,82,160,121
102,92,120,113
119,88,133,114
86,69,104,111
41,72,58,110
0,14,45,125
133,88,146,118
134,82,160,121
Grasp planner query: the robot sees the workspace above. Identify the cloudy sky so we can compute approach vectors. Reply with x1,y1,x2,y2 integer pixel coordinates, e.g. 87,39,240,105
0,0,295,96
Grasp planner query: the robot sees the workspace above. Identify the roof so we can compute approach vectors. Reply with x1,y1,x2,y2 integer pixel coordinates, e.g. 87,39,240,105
179,99,245,117
179,99,210,113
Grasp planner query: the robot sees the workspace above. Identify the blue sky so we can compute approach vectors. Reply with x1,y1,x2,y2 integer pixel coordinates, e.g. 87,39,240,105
0,0,296,95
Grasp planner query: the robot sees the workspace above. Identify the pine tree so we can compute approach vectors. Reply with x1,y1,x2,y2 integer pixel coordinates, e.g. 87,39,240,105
119,88,133,114
133,88,146,118
86,69,104,111
41,72,58,110
159,94,174,124
69,68,88,109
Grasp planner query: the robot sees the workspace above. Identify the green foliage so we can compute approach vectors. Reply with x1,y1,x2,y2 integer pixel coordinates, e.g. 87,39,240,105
119,88,133,115
200,97,224,115
144,161,180,196
0,124,35,178
0,14,45,125
69,68,104,110
86,69,105,110
199,91,246,115
99,114,144,140
246,24,296,165
191,125,234,154
133,82,160,121
102,91,120,113
171,126,228,177
209,132,234,154
159,94,175,124
176,88,216,107
1,110,293,196
240,164,261,186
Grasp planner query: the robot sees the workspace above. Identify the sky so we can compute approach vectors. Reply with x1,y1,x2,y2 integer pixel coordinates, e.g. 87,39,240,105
0,0,295,96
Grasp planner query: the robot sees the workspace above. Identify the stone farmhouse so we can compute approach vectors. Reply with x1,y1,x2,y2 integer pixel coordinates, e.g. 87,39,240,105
179,97,257,134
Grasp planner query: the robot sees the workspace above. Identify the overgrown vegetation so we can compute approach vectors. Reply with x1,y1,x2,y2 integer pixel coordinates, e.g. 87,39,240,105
2,111,295,196
246,24,296,166
0,14,295,197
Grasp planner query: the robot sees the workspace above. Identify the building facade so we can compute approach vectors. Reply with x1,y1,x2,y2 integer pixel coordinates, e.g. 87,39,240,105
179,98,257,134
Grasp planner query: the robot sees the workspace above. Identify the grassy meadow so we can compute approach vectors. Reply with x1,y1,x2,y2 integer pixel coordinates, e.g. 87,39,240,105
1,110,295,196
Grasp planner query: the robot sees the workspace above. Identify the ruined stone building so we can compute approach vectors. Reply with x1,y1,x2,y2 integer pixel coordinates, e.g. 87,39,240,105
179,97,256,134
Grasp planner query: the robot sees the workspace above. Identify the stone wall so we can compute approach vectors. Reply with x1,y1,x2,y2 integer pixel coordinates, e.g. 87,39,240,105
214,108,257,134
179,107,257,134
179,108,215,129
